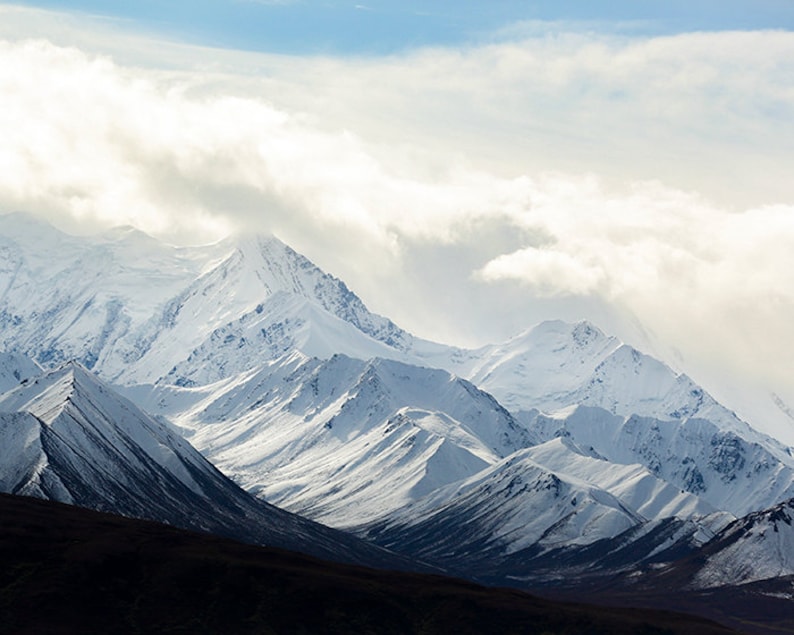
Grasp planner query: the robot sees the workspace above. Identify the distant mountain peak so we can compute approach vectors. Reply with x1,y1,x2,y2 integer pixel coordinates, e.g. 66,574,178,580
0,212,72,251
0,210,55,230
519,318,607,341
570,319,606,344
98,224,163,248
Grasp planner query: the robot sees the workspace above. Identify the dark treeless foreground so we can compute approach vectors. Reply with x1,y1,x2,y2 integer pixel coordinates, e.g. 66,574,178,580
0,493,738,635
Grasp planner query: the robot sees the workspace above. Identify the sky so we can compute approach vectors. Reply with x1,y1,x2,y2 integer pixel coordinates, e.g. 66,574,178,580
1,1,794,441
6,1,794,55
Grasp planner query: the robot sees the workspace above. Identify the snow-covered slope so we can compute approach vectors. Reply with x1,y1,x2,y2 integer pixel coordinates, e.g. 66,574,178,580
0,213,424,386
692,498,794,588
0,214,215,375
155,292,412,387
0,361,419,569
360,437,727,572
427,320,622,410
0,363,228,507
135,351,533,528
522,437,721,523
3,212,794,590
117,234,422,385
429,319,741,431
522,405,794,517
0,351,42,394
1,214,786,451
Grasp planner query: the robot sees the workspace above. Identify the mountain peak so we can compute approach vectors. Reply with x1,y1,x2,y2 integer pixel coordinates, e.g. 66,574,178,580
0,211,69,246
98,224,163,249
0,359,417,570
526,318,608,343
222,231,286,260
694,496,794,587
0,210,55,230
0,361,96,425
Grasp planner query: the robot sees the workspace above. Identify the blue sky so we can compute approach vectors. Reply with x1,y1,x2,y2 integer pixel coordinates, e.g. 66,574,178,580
10,0,794,54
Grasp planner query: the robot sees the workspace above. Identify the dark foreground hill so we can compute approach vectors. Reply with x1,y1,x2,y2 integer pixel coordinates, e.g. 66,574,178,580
0,494,737,635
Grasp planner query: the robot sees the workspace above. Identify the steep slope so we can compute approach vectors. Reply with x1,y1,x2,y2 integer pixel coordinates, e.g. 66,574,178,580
117,234,416,385
3,214,788,458
0,214,212,371
0,362,419,569
360,438,725,570
555,499,794,633
449,320,794,519
430,320,622,410
0,214,428,386
154,292,412,387
4,213,794,594
136,352,533,528
524,405,794,517
692,497,794,588
433,320,741,430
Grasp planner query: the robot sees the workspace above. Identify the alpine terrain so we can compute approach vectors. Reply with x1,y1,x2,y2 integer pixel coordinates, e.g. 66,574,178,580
0,351,421,570
0,211,792,633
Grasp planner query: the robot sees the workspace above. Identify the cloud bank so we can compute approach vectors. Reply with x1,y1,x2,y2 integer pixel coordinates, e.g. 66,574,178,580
1,7,793,438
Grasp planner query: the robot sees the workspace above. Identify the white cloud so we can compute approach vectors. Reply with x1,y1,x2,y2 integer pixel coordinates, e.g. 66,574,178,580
0,37,529,256
475,175,794,403
0,11,794,438
480,247,607,296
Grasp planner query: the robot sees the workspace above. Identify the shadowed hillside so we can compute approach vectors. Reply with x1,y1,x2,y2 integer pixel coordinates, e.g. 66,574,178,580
0,494,738,635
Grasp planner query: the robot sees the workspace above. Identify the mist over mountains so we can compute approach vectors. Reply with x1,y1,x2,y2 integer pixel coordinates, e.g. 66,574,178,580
0,212,792,632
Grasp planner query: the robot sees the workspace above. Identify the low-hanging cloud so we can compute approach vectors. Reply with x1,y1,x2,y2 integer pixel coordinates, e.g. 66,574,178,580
1,10,794,437
476,177,794,403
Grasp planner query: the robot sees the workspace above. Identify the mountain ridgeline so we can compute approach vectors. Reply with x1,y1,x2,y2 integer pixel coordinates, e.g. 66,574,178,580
0,212,793,633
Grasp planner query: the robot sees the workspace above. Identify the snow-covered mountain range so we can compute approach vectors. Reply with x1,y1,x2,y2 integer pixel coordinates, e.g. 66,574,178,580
131,351,533,528
0,212,425,385
693,497,794,587
1,211,793,597
361,436,726,560
0,353,418,570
